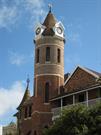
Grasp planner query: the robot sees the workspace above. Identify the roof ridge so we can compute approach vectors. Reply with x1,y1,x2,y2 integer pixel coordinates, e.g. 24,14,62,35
84,67,101,76
64,65,100,85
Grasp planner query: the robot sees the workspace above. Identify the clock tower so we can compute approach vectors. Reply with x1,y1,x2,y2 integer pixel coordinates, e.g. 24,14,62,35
15,7,65,135
34,7,65,102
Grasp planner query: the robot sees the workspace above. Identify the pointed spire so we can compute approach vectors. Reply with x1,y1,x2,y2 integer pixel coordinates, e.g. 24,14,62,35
24,76,30,99
43,4,57,28
26,76,30,90
17,77,30,110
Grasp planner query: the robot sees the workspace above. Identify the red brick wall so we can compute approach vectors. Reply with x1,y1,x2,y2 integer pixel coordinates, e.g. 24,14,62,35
18,97,53,135
34,75,64,99
64,68,97,93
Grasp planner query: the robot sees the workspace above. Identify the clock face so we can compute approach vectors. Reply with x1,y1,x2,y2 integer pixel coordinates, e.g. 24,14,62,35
36,27,41,35
57,27,62,34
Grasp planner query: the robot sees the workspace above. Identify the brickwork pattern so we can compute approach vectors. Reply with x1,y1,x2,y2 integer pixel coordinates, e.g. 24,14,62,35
64,67,97,93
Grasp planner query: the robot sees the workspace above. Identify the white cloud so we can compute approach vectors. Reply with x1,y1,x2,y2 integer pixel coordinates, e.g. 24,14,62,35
0,6,18,29
0,81,24,116
23,0,46,29
0,0,46,29
9,51,33,66
9,52,26,66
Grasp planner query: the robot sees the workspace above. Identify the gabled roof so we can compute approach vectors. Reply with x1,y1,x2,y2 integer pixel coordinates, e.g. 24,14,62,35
64,66,100,85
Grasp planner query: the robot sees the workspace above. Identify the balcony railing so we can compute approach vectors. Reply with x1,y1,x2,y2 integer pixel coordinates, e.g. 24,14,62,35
52,97,101,120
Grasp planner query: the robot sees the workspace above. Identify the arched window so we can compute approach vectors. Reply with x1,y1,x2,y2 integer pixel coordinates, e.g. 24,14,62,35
36,49,39,63
26,131,31,135
57,49,61,63
45,82,49,103
25,107,27,118
46,47,50,61
34,130,37,135
28,105,32,117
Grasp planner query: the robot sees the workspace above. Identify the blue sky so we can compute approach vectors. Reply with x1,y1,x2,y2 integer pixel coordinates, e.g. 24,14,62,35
0,0,101,131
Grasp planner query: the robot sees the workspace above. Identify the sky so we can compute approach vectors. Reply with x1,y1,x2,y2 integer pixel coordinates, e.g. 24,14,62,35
0,0,101,133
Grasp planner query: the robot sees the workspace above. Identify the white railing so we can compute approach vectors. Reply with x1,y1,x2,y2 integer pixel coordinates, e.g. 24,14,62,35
88,97,101,105
52,97,101,120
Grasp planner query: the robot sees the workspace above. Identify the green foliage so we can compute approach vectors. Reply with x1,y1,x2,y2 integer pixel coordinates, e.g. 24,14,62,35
86,103,101,135
43,102,101,135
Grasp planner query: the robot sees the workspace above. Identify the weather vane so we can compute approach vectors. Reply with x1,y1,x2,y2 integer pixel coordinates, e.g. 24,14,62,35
48,3,52,13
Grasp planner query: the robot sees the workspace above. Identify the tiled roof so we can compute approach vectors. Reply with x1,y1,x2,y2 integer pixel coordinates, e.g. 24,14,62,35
64,73,70,82
64,66,100,85
17,87,30,110
85,67,101,77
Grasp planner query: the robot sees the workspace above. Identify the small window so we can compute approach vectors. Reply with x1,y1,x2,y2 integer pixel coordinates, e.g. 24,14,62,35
34,131,37,135
36,49,39,63
57,49,60,63
78,94,85,102
28,105,32,117
45,82,49,103
46,47,50,62
97,88,101,97
25,107,27,118
19,129,21,135
26,131,31,135
44,125,48,129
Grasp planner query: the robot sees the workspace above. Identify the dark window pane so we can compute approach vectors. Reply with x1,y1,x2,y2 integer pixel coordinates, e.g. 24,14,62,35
25,107,27,118
26,131,31,135
34,131,37,135
78,94,85,102
46,47,50,61
36,49,39,63
45,82,49,103
29,106,32,117
57,49,60,63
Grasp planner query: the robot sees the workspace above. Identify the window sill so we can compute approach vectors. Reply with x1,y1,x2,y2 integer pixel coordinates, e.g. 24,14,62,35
24,117,31,120
44,103,50,105
45,61,51,64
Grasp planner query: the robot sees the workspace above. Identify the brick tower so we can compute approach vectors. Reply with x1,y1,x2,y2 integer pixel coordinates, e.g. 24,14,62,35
15,6,65,135
34,6,65,101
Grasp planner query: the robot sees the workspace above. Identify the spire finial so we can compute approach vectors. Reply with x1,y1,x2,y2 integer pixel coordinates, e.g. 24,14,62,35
26,75,30,89
48,3,52,13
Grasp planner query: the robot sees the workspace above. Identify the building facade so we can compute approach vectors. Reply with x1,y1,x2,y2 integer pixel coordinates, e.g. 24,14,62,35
3,122,17,135
51,66,101,120
14,7,101,135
